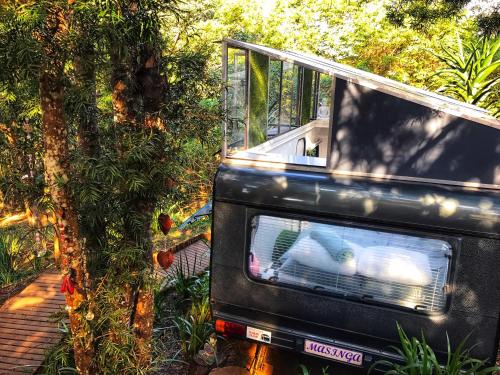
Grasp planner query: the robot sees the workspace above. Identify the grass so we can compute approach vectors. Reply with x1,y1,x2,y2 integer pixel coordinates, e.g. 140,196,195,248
153,234,213,367
298,364,330,375
0,231,21,285
170,259,212,359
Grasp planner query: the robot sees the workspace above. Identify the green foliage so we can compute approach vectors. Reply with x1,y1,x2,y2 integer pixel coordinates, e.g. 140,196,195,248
297,364,330,375
2,0,494,373
369,323,500,375
195,0,476,89
0,230,21,286
174,296,212,359
169,252,206,301
385,0,499,35
41,322,76,375
386,0,469,30
187,271,210,303
433,35,500,117
167,254,212,360
0,226,49,287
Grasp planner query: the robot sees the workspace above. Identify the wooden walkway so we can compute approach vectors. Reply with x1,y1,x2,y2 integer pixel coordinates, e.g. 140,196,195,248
0,271,65,374
156,239,211,280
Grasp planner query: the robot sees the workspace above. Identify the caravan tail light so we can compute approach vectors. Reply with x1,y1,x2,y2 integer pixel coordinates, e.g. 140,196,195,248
215,319,246,336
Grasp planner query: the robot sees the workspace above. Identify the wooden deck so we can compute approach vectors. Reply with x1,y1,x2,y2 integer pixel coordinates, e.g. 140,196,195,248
156,239,211,280
0,271,65,374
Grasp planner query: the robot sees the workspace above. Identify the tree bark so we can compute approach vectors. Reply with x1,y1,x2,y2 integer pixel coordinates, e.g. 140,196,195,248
74,33,99,157
110,43,163,369
108,2,168,366
72,12,106,287
39,6,94,374
131,44,166,366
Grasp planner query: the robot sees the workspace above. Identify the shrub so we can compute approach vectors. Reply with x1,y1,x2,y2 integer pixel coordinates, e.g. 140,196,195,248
0,231,20,286
41,322,76,375
369,323,500,375
174,296,213,359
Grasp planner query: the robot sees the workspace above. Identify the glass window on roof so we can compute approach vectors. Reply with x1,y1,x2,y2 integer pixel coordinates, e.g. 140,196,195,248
280,62,299,132
224,48,328,167
226,48,247,152
316,74,332,119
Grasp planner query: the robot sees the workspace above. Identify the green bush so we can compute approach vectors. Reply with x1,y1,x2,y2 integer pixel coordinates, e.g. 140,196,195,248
369,323,500,375
174,296,212,359
0,225,52,288
0,231,20,286
41,322,76,375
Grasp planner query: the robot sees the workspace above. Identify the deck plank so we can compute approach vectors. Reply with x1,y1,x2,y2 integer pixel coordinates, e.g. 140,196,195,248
156,239,211,281
0,271,66,374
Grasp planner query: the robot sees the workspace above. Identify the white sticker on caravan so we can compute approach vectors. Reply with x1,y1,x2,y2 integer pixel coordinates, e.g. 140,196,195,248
304,339,363,366
246,326,272,344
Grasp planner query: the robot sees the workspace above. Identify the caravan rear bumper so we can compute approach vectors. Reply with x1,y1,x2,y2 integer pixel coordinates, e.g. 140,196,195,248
213,309,403,369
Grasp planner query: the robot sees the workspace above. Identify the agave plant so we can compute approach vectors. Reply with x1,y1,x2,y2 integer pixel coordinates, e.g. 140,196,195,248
433,35,500,118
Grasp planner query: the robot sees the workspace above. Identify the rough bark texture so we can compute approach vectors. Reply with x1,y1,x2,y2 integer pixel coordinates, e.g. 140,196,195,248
110,43,162,369
132,286,154,365
129,200,155,366
111,50,138,126
74,39,99,157
73,16,106,286
138,47,166,130
132,45,166,365
107,2,168,366
39,7,94,374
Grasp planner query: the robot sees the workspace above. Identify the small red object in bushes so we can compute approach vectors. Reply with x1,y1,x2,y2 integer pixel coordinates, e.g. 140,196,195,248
158,213,174,235
157,250,174,270
60,275,75,295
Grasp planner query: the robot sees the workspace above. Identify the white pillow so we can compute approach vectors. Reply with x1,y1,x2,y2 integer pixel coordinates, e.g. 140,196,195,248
356,246,432,286
286,235,357,276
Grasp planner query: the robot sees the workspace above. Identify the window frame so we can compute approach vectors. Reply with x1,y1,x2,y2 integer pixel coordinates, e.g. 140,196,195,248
244,209,459,316
222,41,334,168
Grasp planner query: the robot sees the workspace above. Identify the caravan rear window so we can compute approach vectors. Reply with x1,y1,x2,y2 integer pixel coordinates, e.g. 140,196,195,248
248,215,452,313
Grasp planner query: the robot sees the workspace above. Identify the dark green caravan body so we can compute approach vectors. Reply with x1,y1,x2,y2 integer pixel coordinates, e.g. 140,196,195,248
212,39,500,369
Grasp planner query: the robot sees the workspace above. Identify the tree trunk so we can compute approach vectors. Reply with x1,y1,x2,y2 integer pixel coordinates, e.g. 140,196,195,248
131,44,166,366
74,36,99,157
107,1,169,365
110,43,163,369
72,13,107,287
129,200,155,366
39,6,94,374
111,49,138,126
